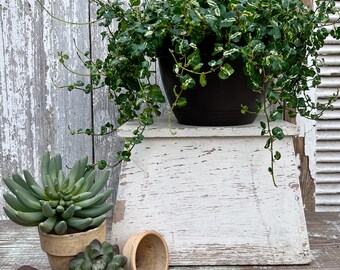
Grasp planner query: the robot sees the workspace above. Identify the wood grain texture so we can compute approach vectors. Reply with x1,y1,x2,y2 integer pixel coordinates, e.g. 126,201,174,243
0,1,94,219
111,118,310,266
294,137,315,212
0,213,339,270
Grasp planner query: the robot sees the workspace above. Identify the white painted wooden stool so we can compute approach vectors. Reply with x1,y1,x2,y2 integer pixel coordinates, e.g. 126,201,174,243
111,117,311,266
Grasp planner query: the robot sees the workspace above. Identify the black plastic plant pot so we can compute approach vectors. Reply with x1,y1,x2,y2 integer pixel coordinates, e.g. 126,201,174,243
157,39,263,126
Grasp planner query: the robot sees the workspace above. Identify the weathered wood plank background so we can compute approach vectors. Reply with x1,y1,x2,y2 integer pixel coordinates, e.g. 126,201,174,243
0,0,119,219
1,0,340,220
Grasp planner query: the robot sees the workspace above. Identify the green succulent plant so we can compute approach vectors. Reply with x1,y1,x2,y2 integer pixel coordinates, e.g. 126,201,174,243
2,151,113,234
69,239,127,270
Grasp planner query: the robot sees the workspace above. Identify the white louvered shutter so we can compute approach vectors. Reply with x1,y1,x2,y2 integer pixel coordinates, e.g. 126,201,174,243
316,1,340,211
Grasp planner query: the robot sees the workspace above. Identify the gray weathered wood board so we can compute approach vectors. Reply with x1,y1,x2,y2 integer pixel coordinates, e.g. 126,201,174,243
0,0,119,219
89,3,123,203
111,118,311,266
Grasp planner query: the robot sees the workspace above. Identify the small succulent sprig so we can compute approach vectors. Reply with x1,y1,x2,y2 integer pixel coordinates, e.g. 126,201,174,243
69,239,127,270
2,151,113,234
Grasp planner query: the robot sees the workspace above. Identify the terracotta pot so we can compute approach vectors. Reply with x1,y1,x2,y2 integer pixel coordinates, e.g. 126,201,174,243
122,230,169,270
38,220,106,270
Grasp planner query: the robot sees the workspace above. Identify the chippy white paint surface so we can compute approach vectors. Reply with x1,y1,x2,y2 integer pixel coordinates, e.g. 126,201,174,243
0,1,120,218
112,118,311,266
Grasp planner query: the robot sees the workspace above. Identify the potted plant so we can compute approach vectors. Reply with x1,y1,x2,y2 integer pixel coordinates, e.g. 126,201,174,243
69,239,127,270
68,230,170,270
58,0,339,180
2,151,113,270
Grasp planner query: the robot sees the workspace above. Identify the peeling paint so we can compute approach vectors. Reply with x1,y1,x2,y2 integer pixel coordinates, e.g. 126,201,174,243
0,1,97,219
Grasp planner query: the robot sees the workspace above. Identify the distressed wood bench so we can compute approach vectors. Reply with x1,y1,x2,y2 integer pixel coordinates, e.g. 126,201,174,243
0,212,339,269
112,118,310,266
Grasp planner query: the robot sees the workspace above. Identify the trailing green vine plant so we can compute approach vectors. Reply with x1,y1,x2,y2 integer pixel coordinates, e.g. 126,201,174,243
50,0,340,185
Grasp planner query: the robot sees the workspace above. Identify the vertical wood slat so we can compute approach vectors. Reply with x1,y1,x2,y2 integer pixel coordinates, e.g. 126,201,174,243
89,3,123,205
0,0,93,219
294,137,316,212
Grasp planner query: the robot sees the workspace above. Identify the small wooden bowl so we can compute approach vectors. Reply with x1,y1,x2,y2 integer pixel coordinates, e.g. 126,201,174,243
122,230,169,270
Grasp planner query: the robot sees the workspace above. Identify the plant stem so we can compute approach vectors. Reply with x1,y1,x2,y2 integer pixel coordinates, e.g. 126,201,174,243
36,0,100,25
